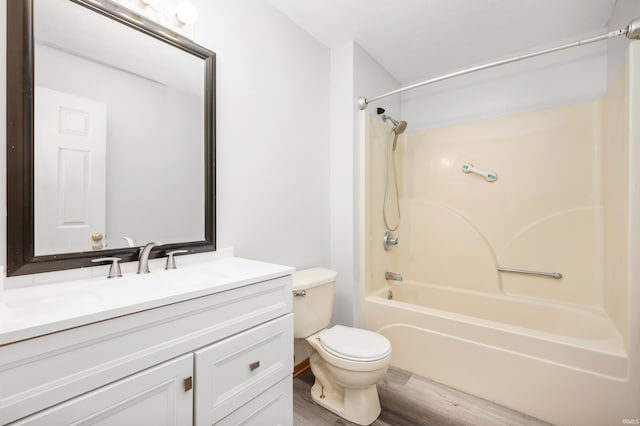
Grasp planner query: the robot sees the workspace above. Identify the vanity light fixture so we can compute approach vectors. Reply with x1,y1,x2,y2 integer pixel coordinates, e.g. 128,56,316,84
175,1,198,26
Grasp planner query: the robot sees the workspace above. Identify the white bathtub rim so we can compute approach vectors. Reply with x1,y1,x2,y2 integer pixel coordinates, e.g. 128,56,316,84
376,321,629,383
366,289,628,358
368,286,625,356
378,280,623,343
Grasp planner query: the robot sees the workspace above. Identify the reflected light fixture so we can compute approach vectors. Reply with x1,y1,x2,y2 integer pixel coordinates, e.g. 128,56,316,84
175,1,198,26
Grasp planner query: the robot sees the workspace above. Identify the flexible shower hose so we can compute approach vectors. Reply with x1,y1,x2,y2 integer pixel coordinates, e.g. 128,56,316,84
383,132,400,231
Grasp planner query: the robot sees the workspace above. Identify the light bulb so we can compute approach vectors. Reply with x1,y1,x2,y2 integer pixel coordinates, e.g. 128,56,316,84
175,2,198,26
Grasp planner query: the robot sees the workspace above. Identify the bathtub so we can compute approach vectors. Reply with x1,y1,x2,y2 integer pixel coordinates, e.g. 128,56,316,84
361,281,632,425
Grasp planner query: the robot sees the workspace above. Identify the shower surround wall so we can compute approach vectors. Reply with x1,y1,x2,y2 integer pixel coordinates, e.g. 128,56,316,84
401,100,603,304
360,43,640,425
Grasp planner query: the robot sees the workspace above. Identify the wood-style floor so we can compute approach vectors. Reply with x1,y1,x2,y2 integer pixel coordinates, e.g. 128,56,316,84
293,367,550,426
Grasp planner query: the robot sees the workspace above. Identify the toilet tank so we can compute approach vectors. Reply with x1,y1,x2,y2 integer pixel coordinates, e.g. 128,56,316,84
292,267,337,338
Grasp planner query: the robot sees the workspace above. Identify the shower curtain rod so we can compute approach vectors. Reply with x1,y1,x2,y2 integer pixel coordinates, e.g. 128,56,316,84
357,17,640,110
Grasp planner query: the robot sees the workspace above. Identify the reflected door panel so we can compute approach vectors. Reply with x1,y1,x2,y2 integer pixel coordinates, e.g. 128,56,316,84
35,87,107,255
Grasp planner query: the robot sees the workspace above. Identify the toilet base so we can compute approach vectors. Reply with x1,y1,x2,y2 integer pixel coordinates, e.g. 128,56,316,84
310,380,381,426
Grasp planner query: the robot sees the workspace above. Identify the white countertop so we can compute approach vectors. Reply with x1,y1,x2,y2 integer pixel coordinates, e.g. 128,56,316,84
0,255,294,346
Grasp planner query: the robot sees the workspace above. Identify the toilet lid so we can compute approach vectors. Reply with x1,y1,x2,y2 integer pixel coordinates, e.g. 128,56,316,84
319,325,391,362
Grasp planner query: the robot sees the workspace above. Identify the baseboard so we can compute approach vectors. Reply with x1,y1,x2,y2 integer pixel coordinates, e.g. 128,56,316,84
293,358,310,377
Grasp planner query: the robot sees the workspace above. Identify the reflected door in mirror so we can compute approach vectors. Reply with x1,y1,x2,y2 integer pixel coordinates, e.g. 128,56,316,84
35,88,107,255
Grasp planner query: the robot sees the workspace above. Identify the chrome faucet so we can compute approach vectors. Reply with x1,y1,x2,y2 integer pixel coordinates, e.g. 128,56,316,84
385,271,403,282
137,242,159,274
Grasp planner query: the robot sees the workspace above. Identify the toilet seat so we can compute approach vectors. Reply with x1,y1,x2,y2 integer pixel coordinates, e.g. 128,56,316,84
319,325,391,362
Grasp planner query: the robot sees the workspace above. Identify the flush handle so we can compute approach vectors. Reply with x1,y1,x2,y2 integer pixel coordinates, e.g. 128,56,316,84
293,290,306,297
249,361,260,371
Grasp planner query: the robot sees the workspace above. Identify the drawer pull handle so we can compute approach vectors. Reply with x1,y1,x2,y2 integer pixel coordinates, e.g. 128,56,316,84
249,361,260,371
184,376,193,392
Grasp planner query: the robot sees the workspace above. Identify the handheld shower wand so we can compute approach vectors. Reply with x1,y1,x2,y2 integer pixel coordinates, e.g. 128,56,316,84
376,108,408,232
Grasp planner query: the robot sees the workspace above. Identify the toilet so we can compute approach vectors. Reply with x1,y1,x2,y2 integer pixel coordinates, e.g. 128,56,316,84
293,267,392,426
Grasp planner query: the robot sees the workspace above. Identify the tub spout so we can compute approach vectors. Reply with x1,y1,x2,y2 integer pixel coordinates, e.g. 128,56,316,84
385,271,403,282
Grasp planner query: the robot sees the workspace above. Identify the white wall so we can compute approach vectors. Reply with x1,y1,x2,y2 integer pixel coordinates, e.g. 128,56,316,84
329,41,400,326
194,0,330,269
354,45,402,121
1,0,331,275
329,42,356,327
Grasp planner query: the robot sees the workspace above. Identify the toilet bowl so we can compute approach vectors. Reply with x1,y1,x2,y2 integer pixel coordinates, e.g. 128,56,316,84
293,268,392,426
305,325,391,425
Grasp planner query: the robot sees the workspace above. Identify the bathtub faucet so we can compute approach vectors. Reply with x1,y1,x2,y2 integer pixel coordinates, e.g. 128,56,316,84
385,271,403,282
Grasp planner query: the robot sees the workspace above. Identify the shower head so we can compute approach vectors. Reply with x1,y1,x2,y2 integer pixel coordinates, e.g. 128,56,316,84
382,114,408,152
382,114,408,135
394,120,408,135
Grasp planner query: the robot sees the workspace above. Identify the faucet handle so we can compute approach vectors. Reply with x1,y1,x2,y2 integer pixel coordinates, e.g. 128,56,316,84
165,250,188,270
383,231,399,251
92,257,123,279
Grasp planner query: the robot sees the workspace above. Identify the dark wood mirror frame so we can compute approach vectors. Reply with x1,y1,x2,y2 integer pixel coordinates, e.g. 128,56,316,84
6,0,216,276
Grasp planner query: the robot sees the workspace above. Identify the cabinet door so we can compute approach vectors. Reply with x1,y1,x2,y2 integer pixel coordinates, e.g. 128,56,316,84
195,314,293,425
12,354,193,426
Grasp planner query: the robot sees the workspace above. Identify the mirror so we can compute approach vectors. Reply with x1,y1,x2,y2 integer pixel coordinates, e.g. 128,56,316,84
6,0,216,276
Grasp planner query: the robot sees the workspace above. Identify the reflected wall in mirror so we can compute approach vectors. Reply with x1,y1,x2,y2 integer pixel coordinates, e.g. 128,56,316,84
6,0,216,276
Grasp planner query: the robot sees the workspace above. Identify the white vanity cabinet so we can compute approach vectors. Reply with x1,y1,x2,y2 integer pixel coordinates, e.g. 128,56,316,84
0,264,294,426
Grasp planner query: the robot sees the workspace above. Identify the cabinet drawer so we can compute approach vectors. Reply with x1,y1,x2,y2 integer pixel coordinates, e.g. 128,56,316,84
217,376,292,426
194,314,293,425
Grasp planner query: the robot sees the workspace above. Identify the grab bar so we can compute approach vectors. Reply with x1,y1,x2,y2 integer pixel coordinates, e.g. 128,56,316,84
462,162,498,182
497,267,562,279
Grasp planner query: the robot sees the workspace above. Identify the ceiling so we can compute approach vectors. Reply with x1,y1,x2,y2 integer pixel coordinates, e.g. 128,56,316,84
266,0,618,85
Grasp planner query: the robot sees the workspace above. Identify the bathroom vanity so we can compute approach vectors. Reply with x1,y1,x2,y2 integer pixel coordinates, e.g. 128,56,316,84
0,256,294,425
